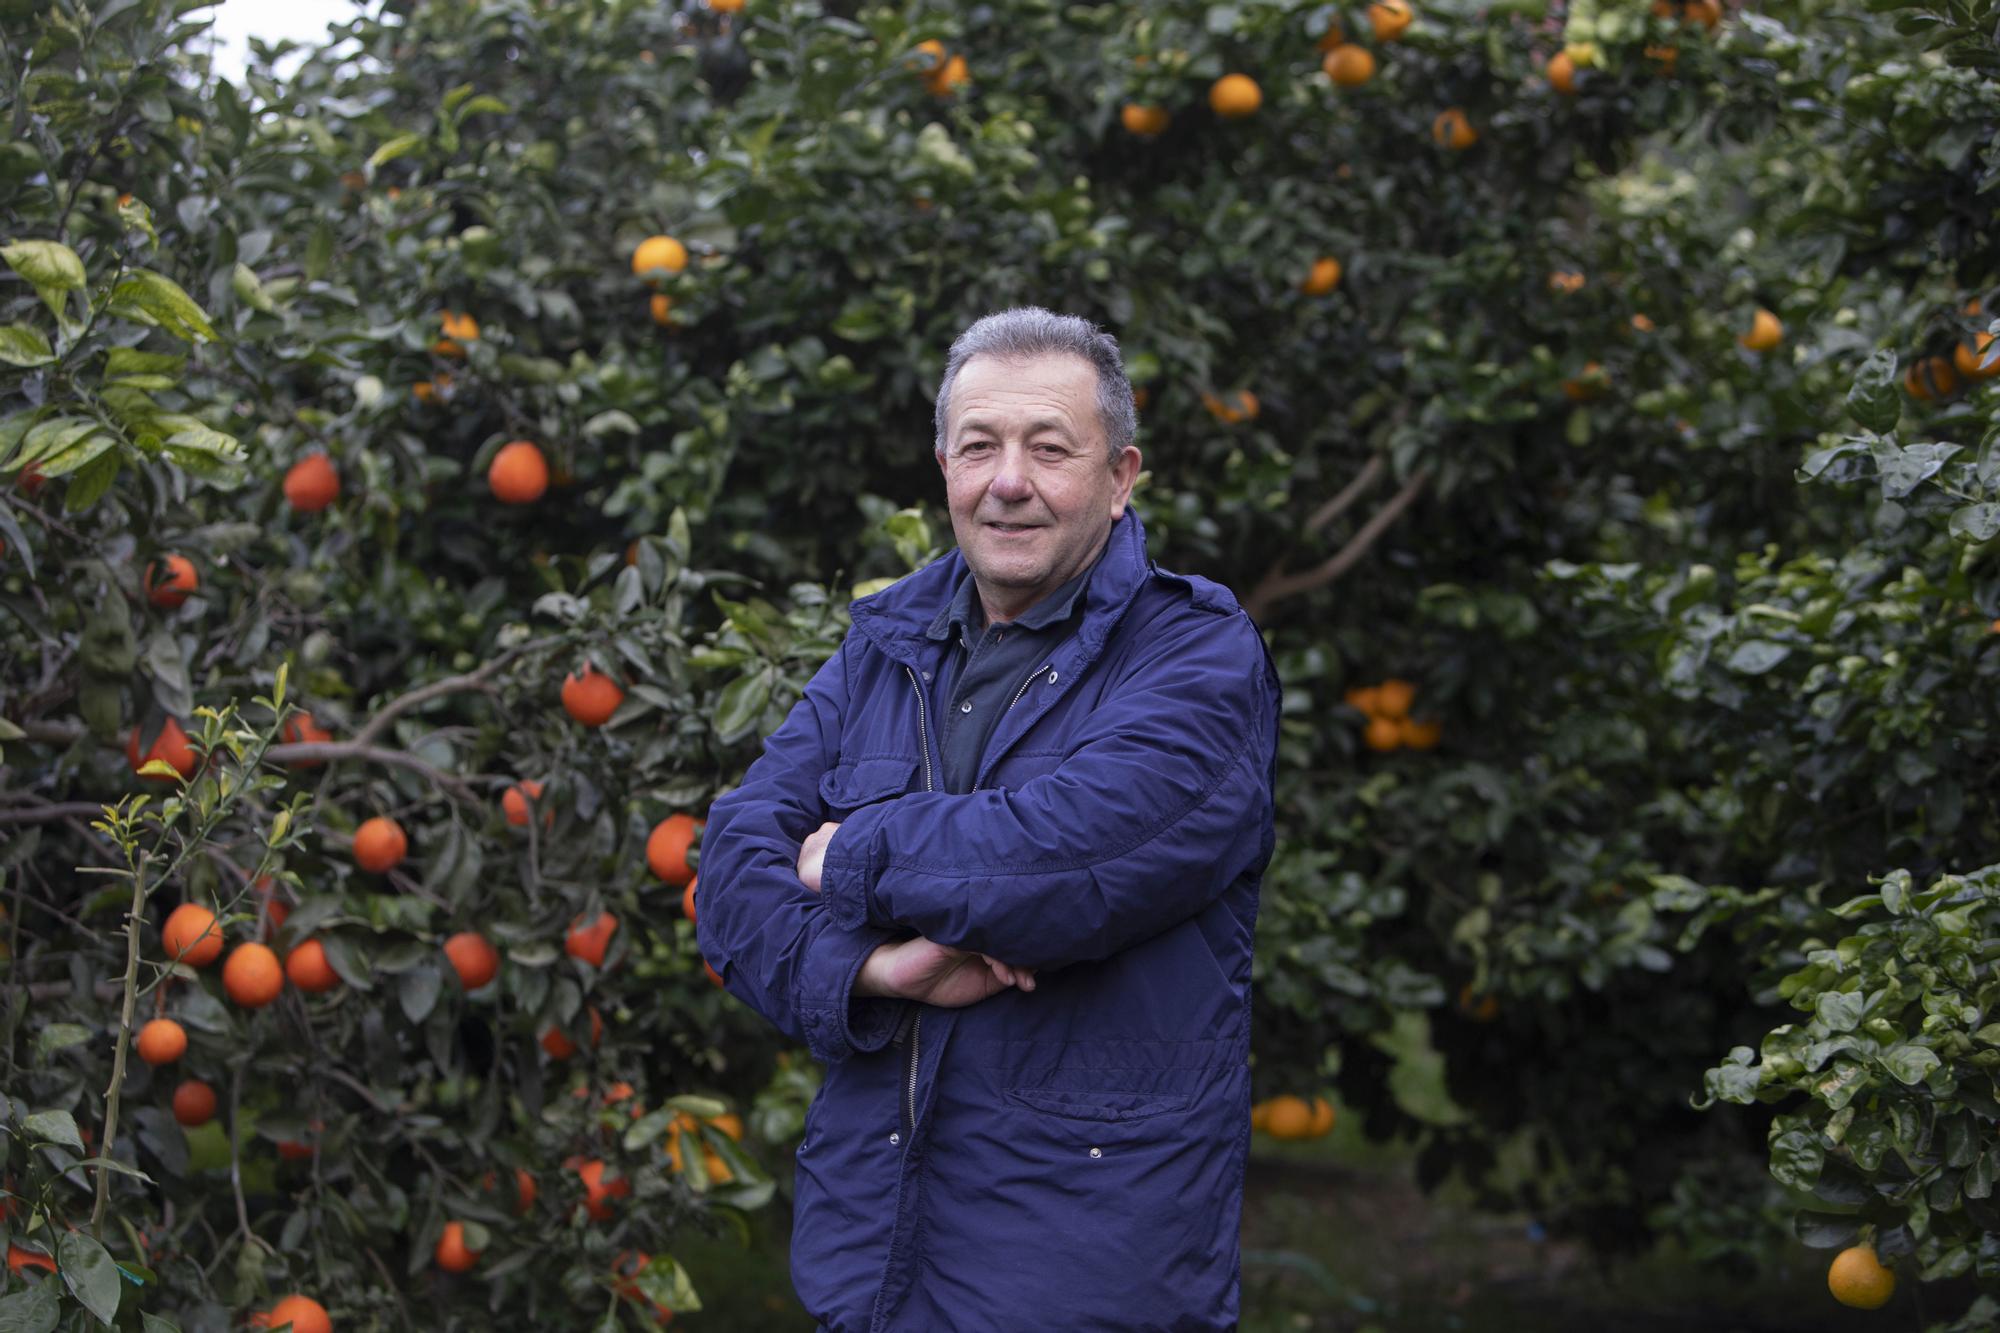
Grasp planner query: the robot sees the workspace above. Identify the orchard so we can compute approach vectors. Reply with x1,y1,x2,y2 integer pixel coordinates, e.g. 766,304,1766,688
1,0,1997,1329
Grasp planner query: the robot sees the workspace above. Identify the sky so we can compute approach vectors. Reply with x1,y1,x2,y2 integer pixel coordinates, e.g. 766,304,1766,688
193,0,366,83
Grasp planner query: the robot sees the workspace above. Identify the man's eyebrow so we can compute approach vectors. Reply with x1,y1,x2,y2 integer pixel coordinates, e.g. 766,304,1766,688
955,415,1077,441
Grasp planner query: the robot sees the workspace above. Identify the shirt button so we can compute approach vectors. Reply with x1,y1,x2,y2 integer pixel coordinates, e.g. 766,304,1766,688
1088,1147,1102,1159
959,700,973,713
890,1133,901,1146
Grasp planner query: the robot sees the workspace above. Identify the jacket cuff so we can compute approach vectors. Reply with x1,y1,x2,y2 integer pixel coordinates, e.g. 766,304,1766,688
821,807,888,932
795,914,899,1064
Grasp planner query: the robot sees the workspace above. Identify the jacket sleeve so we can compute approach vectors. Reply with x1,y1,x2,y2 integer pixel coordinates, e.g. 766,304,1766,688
818,608,1278,971
695,639,905,1064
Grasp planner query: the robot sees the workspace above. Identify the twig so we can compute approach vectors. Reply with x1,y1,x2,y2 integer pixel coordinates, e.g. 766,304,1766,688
1245,468,1431,622
349,635,565,748
0,801,105,827
1301,454,1387,538
89,850,146,1236
262,740,478,803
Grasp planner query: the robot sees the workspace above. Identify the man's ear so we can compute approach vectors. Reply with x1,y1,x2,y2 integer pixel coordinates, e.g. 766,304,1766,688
1109,445,1142,517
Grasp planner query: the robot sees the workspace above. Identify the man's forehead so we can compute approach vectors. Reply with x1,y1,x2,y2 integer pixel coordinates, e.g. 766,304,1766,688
950,355,1097,422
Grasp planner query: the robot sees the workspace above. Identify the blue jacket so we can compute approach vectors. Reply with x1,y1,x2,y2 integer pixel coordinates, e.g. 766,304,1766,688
697,510,1280,1332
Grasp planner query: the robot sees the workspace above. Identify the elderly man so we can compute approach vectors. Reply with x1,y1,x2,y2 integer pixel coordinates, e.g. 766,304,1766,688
696,307,1279,1332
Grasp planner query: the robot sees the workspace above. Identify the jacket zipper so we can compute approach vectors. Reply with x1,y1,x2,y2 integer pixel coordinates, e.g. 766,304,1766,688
899,665,935,1143
970,662,1051,794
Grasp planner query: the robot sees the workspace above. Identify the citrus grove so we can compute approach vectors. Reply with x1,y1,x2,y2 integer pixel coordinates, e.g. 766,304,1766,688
1,0,1997,1328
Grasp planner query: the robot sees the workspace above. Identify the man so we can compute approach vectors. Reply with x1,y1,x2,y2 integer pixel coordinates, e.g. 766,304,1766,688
697,307,1279,1332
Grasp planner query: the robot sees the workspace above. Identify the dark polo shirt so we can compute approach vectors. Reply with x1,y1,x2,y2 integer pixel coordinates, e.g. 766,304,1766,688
924,546,1104,794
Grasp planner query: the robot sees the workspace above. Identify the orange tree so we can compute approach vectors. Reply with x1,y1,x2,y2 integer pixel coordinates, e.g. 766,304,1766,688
3,0,1994,1326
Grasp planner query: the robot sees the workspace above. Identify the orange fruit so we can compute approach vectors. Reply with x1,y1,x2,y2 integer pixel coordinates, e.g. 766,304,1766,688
162,902,223,966
251,875,290,939
1362,716,1402,752
1548,270,1586,295
488,440,549,505
145,554,198,608
1905,356,1959,401
1369,0,1413,41
444,931,500,990
285,938,340,993
413,374,451,404
1399,718,1442,750
1323,44,1375,87
434,310,479,358
612,1250,676,1324
906,38,946,74
1739,307,1783,351
1458,983,1500,1022
1132,385,1149,412
649,292,675,326
282,452,339,512
281,710,332,766
631,235,688,281
540,1025,578,1059
128,717,198,781
704,961,725,989
1631,312,1656,333
708,1112,744,1142
1209,73,1261,119
1250,1099,1272,1132
1201,389,1259,424
1828,1245,1895,1310
1561,361,1607,401
1120,104,1170,137
8,1243,55,1276
136,1017,188,1066
353,816,408,873
434,1221,481,1273
483,1166,537,1214
1306,1097,1335,1137
562,666,625,727
1954,331,1998,381
1344,685,1382,715
224,942,285,1007
647,813,702,886
1374,678,1416,719
1262,1094,1314,1140
503,779,549,828
925,54,969,97
252,1296,331,1333
682,876,698,924
566,911,619,968
15,461,47,496
1432,107,1477,150
572,1157,631,1221
172,1079,218,1126
1682,0,1722,29
274,1121,322,1161
1546,50,1577,94
1316,19,1345,51
1301,257,1342,296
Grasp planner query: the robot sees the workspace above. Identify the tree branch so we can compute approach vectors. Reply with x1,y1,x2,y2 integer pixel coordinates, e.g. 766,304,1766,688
0,801,106,827
263,741,478,803
349,635,565,748
1245,468,1431,623
1302,454,1387,538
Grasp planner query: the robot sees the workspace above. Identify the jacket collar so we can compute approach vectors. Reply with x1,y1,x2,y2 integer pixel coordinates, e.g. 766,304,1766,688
850,508,1151,665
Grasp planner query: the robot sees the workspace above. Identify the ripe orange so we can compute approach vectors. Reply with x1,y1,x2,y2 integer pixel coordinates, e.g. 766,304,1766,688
682,876,698,924
1399,718,1442,750
1828,1245,1895,1310
566,911,620,968
136,1017,188,1066
631,234,688,281
704,961,725,989
172,1079,218,1127
162,902,224,966
572,1156,631,1221
482,1165,537,1214
7,1243,55,1276
1561,361,1607,401
353,816,408,874
488,440,549,504
1306,1097,1335,1137
612,1250,676,1324
1262,1094,1314,1140
1317,19,1345,51
1548,270,1586,296
252,1296,331,1333
15,460,46,497
906,38,946,74
1739,307,1783,351
1374,678,1416,719
503,779,549,828
434,1221,481,1273
1631,312,1656,333
540,1025,578,1059
281,709,333,765
1362,716,1401,752
1458,982,1500,1022
1905,356,1959,401
274,1123,321,1161
650,292,675,326
222,941,285,1007
1955,331,1997,381
1432,107,1477,150
1682,0,1722,30
926,54,969,96
282,452,339,512
1209,73,1261,119
708,0,745,11
413,374,452,404
434,310,479,358
1301,257,1342,296
1120,104,1170,137
1251,1099,1272,1132
1323,44,1375,87
1369,0,1413,41
285,938,341,993
128,718,198,781
647,813,702,886
1201,389,1259,424
145,554,199,608
1344,685,1382,715
444,931,500,990
708,1112,744,1142
1546,50,1577,94
562,666,625,727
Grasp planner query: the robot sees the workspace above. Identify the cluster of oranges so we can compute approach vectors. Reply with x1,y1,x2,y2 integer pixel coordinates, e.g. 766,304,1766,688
1252,1094,1336,1141
633,232,687,328
1345,678,1441,752
907,39,969,98
1904,298,1998,402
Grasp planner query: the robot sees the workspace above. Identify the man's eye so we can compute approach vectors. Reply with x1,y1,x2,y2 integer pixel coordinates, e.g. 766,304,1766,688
960,441,993,455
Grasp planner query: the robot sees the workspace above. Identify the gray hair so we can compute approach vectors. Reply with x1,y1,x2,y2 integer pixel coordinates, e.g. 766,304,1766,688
932,307,1137,465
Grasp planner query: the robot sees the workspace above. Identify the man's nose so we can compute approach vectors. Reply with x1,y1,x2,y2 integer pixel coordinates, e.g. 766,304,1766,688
987,446,1033,502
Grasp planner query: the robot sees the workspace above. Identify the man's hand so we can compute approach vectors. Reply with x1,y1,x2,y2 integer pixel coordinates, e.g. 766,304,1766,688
855,936,1036,1007
797,820,839,892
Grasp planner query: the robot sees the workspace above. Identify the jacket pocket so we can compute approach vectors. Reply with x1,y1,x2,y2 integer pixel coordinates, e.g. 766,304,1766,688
1001,1086,1190,1123
818,756,918,819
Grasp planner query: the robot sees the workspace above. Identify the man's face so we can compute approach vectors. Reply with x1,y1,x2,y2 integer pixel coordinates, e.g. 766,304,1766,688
937,353,1141,621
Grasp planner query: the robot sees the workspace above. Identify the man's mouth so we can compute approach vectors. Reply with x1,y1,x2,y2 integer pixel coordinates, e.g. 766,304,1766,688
986,521,1041,533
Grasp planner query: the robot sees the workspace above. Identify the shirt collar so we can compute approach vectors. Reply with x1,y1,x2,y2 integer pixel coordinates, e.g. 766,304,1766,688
925,542,1104,642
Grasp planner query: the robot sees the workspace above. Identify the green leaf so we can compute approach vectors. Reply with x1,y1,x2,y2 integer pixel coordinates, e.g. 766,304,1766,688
1769,1127,1825,1191
1816,990,1864,1033
62,451,120,512
24,1109,83,1151
141,1313,183,1333
1846,349,1901,433
666,1094,728,1119
0,324,53,367
57,1230,120,1324
33,427,114,480
107,270,216,343
1794,1210,1860,1249
32,1023,91,1061
712,667,774,743
1949,503,2000,543
366,132,425,171
1725,640,1791,675
0,1280,60,1333
1881,1043,1941,1085
1872,439,1960,500
399,956,443,1024
1,239,86,292
105,348,184,379
628,1252,702,1314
